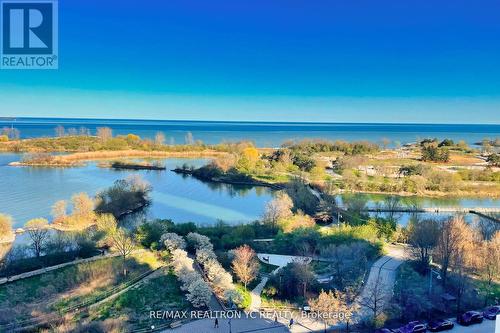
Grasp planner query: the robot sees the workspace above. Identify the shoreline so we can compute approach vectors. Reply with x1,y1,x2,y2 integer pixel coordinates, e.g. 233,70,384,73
172,168,286,190
6,149,228,167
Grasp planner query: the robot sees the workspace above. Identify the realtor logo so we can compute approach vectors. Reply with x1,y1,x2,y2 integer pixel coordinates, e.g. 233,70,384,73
1,0,58,69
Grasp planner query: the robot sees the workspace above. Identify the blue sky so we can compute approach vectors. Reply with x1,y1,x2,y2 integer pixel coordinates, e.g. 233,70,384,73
1,0,500,123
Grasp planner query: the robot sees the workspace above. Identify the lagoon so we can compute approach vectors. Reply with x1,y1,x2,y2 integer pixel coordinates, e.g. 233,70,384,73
0,154,274,229
1,153,499,231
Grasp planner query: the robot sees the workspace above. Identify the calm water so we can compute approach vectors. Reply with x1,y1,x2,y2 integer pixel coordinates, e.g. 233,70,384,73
336,193,500,225
1,117,500,147
0,154,274,229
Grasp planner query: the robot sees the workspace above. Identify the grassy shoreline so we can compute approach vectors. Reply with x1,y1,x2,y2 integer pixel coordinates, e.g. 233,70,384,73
2,135,499,198
7,149,228,167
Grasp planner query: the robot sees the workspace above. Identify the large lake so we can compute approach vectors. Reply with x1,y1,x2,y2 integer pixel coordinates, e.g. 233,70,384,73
0,154,274,229
2,118,500,147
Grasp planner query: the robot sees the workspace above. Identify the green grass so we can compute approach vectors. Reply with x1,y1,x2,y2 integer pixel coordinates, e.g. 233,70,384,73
310,261,332,275
51,252,163,311
235,284,252,309
90,269,190,329
0,252,161,324
260,262,279,274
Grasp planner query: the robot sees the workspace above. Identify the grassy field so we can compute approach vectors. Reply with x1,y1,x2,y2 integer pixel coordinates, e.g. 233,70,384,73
88,268,190,330
0,251,162,325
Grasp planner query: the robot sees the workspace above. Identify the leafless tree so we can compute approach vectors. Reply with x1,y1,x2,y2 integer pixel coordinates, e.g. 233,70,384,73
434,216,468,286
154,131,165,146
25,218,50,257
360,275,388,322
477,231,500,304
97,127,113,141
232,244,260,290
109,228,135,275
79,126,90,136
185,131,194,145
67,127,78,136
0,214,13,242
407,217,440,271
310,290,359,330
54,125,65,137
51,200,67,224
262,191,293,230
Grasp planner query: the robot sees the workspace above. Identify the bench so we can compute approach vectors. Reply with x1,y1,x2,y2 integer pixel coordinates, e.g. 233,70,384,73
170,321,183,329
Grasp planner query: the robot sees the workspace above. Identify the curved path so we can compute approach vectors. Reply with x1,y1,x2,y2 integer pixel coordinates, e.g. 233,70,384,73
358,244,407,319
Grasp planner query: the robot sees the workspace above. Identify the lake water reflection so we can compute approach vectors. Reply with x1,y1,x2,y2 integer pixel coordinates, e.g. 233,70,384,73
0,154,275,229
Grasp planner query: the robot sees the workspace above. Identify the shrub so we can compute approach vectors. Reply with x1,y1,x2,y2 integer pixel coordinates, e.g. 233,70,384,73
95,176,152,218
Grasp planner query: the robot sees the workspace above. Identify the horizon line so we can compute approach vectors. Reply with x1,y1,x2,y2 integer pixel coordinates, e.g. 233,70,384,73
1,116,499,126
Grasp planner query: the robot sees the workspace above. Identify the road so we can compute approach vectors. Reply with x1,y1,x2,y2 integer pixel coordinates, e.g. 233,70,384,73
451,319,496,333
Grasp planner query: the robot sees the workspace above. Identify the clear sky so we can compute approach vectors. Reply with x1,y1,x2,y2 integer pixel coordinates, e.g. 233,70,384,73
1,0,500,123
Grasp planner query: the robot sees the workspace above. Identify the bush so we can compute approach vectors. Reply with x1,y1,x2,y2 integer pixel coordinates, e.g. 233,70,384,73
95,176,152,218
135,219,172,249
421,145,450,163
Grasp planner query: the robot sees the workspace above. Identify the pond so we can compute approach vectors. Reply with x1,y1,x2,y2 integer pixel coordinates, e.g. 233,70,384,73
0,153,275,230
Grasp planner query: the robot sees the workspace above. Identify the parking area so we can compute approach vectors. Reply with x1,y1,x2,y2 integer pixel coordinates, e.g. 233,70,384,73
451,319,496,333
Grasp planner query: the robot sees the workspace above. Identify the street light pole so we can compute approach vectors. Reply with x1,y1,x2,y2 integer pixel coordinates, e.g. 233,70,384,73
428,268,441,295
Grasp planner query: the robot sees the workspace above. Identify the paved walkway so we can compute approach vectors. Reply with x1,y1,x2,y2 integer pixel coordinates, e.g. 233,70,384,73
250,277,269,311
256,254,311,268
166,317,288,333
251,254,310,311
358,244,407,319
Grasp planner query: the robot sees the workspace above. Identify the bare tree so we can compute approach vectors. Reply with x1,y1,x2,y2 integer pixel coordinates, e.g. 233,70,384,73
154,131,165,146
97,127,113,141
451,249,472,317
477,231,500,304
434,216,468,286
54,125,65,137
25,218,50,257
407,218,440,271
360,275,388,323
0,214,13,242
71,192,95,223
1,127,21,140
321,242,369,290
185,131,194,145
51,200,67,224
79,126,90,136
473,216,500,240
232,245,260,290
67,127,78,136
262,191,293,230
109,228,135,275
292,261,315,297
383,196,402,224
310,290,358,331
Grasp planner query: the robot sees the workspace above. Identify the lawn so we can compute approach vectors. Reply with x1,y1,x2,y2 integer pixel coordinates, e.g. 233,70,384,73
0,251,161,326
235,284,252,309
89,268,190,330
